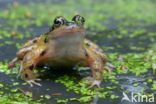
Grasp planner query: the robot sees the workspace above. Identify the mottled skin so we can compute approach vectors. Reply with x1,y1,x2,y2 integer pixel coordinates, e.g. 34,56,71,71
8,15,107,87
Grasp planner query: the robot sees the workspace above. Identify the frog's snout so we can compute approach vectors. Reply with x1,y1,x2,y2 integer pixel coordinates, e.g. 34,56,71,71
66,24,78,29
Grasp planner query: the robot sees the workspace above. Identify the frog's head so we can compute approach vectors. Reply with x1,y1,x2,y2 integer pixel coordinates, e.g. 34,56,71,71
49,15,85,47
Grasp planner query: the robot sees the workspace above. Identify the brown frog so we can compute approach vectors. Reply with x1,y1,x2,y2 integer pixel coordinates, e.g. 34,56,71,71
8,15,107,88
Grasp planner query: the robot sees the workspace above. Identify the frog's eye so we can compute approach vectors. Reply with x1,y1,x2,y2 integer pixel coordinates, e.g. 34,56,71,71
50,16,67,31
72,15,85,25
54,16,66,27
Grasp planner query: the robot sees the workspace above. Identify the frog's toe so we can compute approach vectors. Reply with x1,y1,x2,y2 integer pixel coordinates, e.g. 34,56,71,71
89,80,101,88
26,79,42,87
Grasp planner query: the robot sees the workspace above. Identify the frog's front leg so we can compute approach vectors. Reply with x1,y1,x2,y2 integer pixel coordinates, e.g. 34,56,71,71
8,46,34,68
20,52,42,87
8,39,38,69
85,50,104,88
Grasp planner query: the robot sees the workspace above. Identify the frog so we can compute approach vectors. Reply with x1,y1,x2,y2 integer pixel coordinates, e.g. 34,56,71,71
8,15,107,88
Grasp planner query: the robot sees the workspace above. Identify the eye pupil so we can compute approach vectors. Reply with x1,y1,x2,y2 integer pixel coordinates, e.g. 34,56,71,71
54,20,61,25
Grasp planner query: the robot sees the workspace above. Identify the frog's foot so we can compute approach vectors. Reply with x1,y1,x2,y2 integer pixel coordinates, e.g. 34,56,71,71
26,79,42,87
84,77,101,88
89,80,101,88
